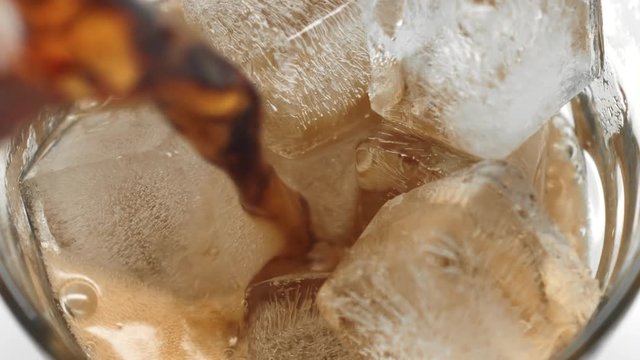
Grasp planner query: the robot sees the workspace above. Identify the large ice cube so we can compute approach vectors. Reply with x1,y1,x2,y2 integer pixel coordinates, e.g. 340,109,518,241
317,161,600,359
183,0,370,158
363,0,602,159
21,103,284,301
243,273,357,359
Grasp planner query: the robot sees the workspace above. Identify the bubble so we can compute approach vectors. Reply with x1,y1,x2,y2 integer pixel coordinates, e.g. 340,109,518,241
60,279,99,320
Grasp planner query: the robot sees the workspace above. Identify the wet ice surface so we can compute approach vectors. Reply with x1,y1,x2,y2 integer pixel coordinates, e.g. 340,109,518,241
362,0,602,159
21,103,284,302
244,273,357,359
183,0,370,158
318,161,600,360
539,117,590,260
511,115,590,260
580,61,626,141
354,115,591,258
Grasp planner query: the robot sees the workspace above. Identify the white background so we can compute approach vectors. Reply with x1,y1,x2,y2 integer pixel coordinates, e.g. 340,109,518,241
1,293,638,359
0,297,45,359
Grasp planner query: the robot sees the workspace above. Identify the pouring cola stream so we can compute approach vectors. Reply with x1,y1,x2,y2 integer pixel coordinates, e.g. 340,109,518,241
0,0,314,264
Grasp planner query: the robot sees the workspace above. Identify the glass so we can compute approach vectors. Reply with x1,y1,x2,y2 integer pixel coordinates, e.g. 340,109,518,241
1,0,639,359
0,108,86,358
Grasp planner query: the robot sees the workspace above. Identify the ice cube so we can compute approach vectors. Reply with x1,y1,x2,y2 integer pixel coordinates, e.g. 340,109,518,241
270,119,377,245
317,161,600,359
510,115,590,260
20,102,285,301
355,123,477,228
183,0,370,158
362,0,602,159
244,273,358,359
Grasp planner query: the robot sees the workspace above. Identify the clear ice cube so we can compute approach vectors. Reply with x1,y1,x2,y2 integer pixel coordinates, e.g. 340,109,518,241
317,161,600,359
244,273,357,359
362,0,602,159
21,103,284,301
511,115,590,260
183,0,371,158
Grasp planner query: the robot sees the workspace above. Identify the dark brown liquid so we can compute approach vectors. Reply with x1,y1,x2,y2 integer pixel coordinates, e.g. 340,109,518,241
8,0,313,259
